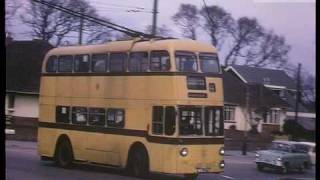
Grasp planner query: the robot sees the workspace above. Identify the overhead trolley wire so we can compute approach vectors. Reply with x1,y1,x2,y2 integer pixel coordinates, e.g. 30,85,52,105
31,0,157,38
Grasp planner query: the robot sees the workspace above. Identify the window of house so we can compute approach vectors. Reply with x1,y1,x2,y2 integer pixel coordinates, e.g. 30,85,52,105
74,54,90,72
266,109,280,124
150,51,170,71
56,106,70,123
165,106,176,135
109,53,127,72
91,54,107,72
89,108,105,126
46,56,58,72
72,107,88,125
175,51,197,72
152,106,164,134
129,52,149,72
58,55,73,72
107,109,125,128
224,106,235,122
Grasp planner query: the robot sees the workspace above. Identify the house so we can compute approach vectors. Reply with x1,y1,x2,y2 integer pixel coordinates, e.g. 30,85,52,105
223,65,315,135
6,37,53,140
222,70,289,134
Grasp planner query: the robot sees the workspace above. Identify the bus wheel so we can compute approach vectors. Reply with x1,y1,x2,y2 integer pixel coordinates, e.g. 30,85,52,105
184,174,198,180
55,140,73,168
129,148,149,177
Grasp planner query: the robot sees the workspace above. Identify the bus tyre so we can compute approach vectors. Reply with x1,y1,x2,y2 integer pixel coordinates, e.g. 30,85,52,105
128,148,149,177
55,140,73,168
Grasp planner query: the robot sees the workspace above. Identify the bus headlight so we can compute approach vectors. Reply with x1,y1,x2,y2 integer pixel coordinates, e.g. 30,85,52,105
180,148,188,157
219,147,224,155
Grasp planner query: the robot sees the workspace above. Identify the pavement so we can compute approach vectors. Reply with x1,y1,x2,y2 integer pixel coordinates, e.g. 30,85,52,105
5,140,316,180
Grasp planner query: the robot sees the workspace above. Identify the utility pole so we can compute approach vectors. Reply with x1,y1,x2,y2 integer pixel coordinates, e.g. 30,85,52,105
78,8,84,45
293,63,301,140
151,0,158,36
242,85,250,155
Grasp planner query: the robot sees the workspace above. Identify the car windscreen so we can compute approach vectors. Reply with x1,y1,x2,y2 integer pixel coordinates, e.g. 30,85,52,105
270,142,291,152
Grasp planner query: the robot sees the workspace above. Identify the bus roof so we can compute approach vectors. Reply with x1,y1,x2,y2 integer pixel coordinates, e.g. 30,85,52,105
45,39,217,56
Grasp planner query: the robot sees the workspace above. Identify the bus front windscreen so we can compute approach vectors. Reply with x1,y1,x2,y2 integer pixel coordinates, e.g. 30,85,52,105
199,53,220,73
179,106,223,136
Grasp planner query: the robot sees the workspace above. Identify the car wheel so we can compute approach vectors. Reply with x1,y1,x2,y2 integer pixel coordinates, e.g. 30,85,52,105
257,163,264,171
298,164,305,173
304,162,311,169
281,163,289,174
55,140,73,168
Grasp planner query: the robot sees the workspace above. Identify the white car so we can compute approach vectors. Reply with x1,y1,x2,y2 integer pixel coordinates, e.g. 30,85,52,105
295,142,316,165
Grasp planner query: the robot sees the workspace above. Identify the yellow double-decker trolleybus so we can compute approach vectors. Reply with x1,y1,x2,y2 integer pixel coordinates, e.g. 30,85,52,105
38,38,224,178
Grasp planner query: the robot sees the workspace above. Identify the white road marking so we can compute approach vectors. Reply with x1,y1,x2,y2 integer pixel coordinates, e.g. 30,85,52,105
220,175,236,179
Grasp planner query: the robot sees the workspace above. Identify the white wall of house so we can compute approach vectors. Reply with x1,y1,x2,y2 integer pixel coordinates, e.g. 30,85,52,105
286,111,316,118
5,93,39,118
224,106,248,131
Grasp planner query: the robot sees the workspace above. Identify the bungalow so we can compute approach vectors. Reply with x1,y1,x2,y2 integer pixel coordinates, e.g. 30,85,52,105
6,37,53,140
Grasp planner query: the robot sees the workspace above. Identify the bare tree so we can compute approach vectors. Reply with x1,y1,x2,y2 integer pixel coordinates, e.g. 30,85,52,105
224,17,264,66
5,0,21,32
242,30,291,68
172,4,199,40
199,5,234,47
145,24,172,37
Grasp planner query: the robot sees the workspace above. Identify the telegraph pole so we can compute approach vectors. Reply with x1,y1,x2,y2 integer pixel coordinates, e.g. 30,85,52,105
151,0,158,36
78,8,84,45
242,85,250,155
293,63,301,140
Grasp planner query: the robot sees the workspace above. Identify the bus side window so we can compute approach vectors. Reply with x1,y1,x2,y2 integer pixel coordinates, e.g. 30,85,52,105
107,109,125,128
56,106,70,123
72,107,88,125
58,55,73,72
74,54,90,72
165,106,176,136
88,108,106,126
150,51,170,71
91,54,107,72
110,53,127,72
46,56,58,73
152,106,164,134
129,52,149,72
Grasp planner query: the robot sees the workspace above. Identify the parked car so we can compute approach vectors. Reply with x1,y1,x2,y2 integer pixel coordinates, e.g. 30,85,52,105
255,140,311,173
294,142,316,165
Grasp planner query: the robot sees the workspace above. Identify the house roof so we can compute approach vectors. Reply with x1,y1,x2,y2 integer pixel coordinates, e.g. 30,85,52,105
223,70,289,108
225,65,296,90
6,39,53,93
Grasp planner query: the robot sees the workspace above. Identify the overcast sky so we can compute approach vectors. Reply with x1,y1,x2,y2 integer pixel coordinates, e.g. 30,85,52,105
8,0,315,75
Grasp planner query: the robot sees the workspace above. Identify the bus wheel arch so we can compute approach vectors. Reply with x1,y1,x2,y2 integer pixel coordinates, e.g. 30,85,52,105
126,142,149,177
54,134,74,168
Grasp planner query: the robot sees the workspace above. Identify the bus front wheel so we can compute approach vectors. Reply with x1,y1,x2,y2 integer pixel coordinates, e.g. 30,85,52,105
128,148,149,177
55,140,73,168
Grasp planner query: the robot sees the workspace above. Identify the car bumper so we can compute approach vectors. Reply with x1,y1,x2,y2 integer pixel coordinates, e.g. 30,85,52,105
255,159,283,168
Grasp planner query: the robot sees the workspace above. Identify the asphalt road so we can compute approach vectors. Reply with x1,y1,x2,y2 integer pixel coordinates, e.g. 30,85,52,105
5,140,315,180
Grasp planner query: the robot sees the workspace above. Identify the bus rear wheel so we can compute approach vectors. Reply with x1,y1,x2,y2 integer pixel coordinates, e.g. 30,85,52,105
55,140,73,168
128,148,149,177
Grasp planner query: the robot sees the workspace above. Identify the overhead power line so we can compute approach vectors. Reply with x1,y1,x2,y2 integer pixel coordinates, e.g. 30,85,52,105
31,0,157,38
202,0,216,28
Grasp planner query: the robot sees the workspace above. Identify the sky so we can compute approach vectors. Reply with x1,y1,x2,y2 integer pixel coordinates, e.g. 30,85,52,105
7,0,315,75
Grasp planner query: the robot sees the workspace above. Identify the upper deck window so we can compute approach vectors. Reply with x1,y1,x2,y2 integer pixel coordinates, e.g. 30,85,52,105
91,54,107,72
110,53,127,72
175,51,198,72
150,51,170,71
74,54,90,72
129,52,149,72
58,55,73,72
199,53,220,73
46,56,58,72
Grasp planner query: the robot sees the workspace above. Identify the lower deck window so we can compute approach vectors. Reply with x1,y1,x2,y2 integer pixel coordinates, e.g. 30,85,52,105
89,108,105,126
179,108,202,135
72,107,88,125
107,109,125,128
56,106,70,123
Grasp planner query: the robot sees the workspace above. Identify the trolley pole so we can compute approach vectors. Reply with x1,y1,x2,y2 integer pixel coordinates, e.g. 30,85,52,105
151,0,158,36
293,63,301,141
78,8,84,45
